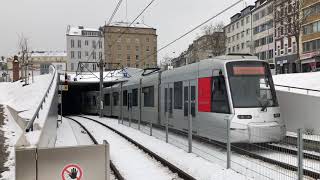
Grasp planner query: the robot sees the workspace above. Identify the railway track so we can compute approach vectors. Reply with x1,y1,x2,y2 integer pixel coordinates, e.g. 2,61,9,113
110,117,320,179
65,116,124,180
284,135,320,153
68,115,196,180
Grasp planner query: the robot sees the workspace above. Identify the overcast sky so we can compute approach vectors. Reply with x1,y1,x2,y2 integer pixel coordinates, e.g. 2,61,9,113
0,0,255,63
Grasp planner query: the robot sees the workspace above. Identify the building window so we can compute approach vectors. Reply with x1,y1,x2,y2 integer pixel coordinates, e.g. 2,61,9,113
142,86,154,107
146,46,150,51
246,16,250,24
236,22,239,28
127,55,130,61
241,19,244,26
93,64,97,71
136,55,139,61
78,40,81,48
98,41,102,49
92,52,96,59
85,51,89,56
241,43,244,49
71,39,74,48
92,40,96,48
78,51,81,59
99,52,102,59
71,63,74,71
246,29,250,35
71,51,75,59
135,46,139,51
85,40,89,46
241,31,244,38
146,37,149,42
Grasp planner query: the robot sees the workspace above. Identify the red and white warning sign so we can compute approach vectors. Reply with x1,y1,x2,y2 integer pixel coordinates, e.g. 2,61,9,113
61,164,83,180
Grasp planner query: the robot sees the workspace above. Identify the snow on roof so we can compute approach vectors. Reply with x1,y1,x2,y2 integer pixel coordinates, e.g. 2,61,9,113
67,26,101,36
108,21,154,29
31,51,67,57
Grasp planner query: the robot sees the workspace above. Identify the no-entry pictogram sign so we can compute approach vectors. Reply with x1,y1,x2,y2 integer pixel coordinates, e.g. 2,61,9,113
61,164,83,180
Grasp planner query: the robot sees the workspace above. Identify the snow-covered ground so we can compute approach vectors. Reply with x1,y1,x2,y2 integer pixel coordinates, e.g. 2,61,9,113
273,72,320,96
73,115,255,180
0,73,55,179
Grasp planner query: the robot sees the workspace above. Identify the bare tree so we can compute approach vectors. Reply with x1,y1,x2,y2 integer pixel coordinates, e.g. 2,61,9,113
201,22,226,57
18,34,31,84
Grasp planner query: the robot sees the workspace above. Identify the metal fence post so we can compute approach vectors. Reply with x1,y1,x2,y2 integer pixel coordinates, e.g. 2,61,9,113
227,117,231,169
188,83,192,153
165,111,169,143
297,128,304,180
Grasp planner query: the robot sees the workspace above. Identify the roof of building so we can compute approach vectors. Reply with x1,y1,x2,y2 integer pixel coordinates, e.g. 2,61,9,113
66,26,101,36
30,51,67,57
107,21,154,29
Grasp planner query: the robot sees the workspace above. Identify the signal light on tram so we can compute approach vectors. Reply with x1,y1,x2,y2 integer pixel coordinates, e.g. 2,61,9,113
237,115,252,119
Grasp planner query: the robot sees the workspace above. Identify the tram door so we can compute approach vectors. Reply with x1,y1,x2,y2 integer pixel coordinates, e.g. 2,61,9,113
183,80,197,132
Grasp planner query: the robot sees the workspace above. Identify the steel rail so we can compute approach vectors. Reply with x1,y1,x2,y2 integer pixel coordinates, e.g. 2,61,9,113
65,116,125,180
26,65,57,132
77,115,197,180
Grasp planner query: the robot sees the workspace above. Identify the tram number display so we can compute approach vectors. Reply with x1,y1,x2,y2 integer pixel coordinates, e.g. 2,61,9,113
232,66,265,75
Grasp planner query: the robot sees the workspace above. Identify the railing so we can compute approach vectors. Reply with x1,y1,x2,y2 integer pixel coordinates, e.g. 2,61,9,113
274,84,320,95
25,65,57,132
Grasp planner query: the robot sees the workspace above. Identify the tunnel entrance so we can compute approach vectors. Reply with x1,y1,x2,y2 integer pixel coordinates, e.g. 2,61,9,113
58,81,118,116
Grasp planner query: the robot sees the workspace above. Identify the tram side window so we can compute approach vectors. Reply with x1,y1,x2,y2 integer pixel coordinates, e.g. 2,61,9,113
104,94,110,106
211,76,230,113
93,96,96,106
174,81,183,109
123,90,128,106
142,86,154,107
113,92,119,106
132,88,138,106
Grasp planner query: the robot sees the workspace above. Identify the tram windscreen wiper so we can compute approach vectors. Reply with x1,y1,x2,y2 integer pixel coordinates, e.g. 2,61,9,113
261,100,269,112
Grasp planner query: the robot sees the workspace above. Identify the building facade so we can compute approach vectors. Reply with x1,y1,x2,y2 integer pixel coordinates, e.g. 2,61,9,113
274,0,299,74
29,51,67,74
171,32,225,68
300,0,320,72
66,26,104,72
225,6,255,54
103,22,157,69
252,0,274,64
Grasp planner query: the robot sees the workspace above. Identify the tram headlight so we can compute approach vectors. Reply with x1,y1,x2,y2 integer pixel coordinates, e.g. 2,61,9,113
237,115,252,119
274,113,280,118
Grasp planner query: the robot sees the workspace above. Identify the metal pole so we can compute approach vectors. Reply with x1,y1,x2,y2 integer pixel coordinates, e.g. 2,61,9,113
297,128,304,180
227,117,231,169
99,59,104,118
165,105,169,143
188,82,192,153
60,79,63,123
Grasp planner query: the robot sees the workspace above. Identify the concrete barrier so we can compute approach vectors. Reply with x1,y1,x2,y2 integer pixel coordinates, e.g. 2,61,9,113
277,90,320,133
15,143,110,180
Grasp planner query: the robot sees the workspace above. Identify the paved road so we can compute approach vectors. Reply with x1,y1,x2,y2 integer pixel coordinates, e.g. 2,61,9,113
0,105,8,178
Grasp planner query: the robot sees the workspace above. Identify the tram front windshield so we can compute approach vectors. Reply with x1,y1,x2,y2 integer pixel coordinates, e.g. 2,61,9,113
226,61,278,109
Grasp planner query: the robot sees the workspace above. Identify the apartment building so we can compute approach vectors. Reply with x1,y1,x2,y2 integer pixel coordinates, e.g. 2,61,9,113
103,22,157,69
274,0,299,74
66,26,104,72
252,0,274,64
225,6,255,54
300,0,320,72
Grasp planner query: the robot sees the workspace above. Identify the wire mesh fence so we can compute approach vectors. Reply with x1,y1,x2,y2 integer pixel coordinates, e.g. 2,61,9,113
116,115,320,180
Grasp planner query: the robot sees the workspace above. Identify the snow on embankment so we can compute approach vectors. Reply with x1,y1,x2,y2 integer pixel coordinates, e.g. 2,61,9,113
273,72,320,91
0,72,57,147
0,75,52,118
